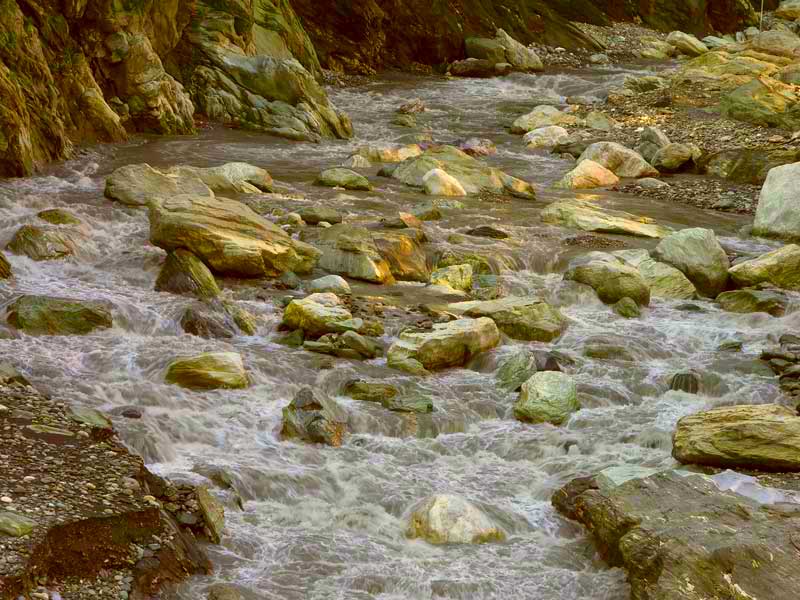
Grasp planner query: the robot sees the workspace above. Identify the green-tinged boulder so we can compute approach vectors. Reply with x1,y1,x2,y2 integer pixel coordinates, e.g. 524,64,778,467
343,380,432,413
165,352,249,390
496,350,538,392
523,126,570,149
406,494,505,545
355,143,422,163
703,147,800,185
613,249,697,299
6,225,78,261
666,31,708,56
673,404,800,471
297,206,343,225
613,297,641,318
37,208,82,225
7,295,113,335
511,105,578,134
311,224,395,284
652,228,730,297
577,142,658,178
149,194,319,277
554,160,619,190
422,168,467,196
282,387,348,446
315,168,372,191
0,252,10,279
68,406,113,430
155,249,220,299
514,371,579,425
393,146,535,199
447,297,567,342
372,230,430,282
196,486,225,544
720,77,800,130
651,143,697,172
564,253,651,306
541,199,670,238
307,275,351,295
716,289,789,317
0,512,37,537
304,330,382,360
387,318,501,375
729,244,800,290
753,163,800,241
466,29,543,72
430,264,473,292
636,126,670,163
281,293,361,337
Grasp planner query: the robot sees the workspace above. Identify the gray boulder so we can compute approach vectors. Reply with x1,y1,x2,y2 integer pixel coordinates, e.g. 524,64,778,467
652,228,730,297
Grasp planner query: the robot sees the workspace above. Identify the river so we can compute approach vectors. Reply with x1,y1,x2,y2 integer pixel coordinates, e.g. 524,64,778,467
0,64,794,599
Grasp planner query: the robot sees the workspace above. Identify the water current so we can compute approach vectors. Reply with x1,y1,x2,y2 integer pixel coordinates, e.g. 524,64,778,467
0,65,796,600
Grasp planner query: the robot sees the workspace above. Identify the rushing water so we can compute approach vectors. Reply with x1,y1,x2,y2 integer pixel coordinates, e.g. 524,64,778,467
0,65,796,600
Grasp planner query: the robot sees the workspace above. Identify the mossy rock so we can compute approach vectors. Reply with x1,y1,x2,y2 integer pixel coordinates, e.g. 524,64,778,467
165,352,249,390
0,252,11,279
37,208,82,225
7,295,113,335
155,249,221,299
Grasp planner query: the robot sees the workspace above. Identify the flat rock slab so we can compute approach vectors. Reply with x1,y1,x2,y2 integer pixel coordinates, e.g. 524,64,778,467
553,469,800,600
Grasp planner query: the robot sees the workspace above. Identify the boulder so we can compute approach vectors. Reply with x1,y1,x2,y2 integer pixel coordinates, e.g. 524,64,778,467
541,199,670,238
0,512,37,537
613,297,641,318
341,154,372,169
312,224,394,284
613,249,697,299
387,318,501,375
652,228,730,297
315,168,372,191
554,160,619,190
651,143,697,172
459,138,497,157
511,106,578,134
716,289,789,317
165,352,248,390
430,264,473,292
0,252,11,279
666,31,709,56
673,404,800,471
281,387,347,446
720,77,800,130
564,253,651,306
7,295,113,336
636,126,671,163
297,206,343,225
729,244,800,290
577,142,659,178
750,30,800,59
514,371,579,425
355,143,422,163
181,302,251,339
467,29,543,72
307,275,351,295
155,249,220,299
422,169,467,197
406,494,505,545
753,163,800,241
149,194,319,278
447,297,567,342
449,58,511,78
523,126,570,149
392,146,535,198
281,293,362,337
496,350,539,392
776,0,800,19
372,230,430,282
304,331,382,360
703,147,800,185
585,111,617,132
37,208,82,225
6,225,77,261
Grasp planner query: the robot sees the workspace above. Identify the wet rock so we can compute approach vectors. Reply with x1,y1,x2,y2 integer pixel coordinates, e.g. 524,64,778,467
635,126,670,163
448,297,568,342
554,160,619,190
341,155,372,169
297,206,343,225
387,318,501,375
155,249,220,299
373,230,430,282
6,295,113,336
565,253,651,306
149,194,319,278
196,487,225,544
613,249,697,300
68,406,113,431
315,168,372,191
406,495,505,545
753,163,800,241
0,363,29,386
398,98,425,114
355,143,422,163
729,244,800,291
281,387,347,446
670,371,700,394
382,212,423,230
311,224,395,284
716,289,789,317
465,226,508,239
430,264,473,293
523,126,570,149
541,199,670,239
422,169,467,197
466,29,543,72
496,350,538,392
6,225,78,261
612,297,641,318
667,31,709,56
459,138,496,157
0,252,11,279
207,584,244,600
304,330,382,360
449,58,510,78
281,293,362,338
392,114,417,128
577,142,658,179
181,303,246,339
37,208,82,225
652,228,730,297
514,371,579,425
307,275,351,295
511,105,578,134
165,352,249,390
553,469,800,600
651,143,697,172
343,380,399,403
673,404,800,471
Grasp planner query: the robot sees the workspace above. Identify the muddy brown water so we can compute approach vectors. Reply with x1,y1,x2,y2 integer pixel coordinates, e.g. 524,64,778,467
0,66,795,599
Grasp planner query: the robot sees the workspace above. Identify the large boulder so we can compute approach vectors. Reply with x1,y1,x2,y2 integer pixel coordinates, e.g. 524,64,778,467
666,31,709,56
315,168,372,191
281,293,362,337
542,199,670,239
523,126,570,149
703,147,800,185
514,371,579,425
652,228,730,297
392,146,535,199
6,295,113,336
564,253,651,306
511,106,578,134
372,230,430,282
753,163,800,241
577,142,658,178
636,126,670,163
155,249,220,299
181,301,254,339
613,249,697,299
281,387,348,446
6,225,78,261
446,297,567,342
729,244,800,290
406,494,505,545
716,289,789,317
496,349,540,392
422,169,467,197
673,404,800,471
148,194,319,278
165,352,249,390
466,29,543,72
720,77,800,130
554,160,619,190
312,224,395,284
387,318,501,375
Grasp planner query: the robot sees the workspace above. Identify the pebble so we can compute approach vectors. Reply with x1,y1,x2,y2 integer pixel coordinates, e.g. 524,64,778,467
1,496,12,503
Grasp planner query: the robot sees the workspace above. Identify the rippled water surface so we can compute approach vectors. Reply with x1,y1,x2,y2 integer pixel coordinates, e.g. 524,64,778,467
0,66,795,600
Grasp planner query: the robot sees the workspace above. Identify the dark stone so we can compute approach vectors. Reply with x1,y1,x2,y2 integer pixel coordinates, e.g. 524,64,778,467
281,387,348,446
0,251,11,279
180,305,238,339
465,226,509,239
552,138,611,159
669,371,700,394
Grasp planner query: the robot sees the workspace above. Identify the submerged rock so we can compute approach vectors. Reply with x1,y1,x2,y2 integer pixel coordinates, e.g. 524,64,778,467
165,352,249,390
652,228,730,297
282,387,347,446
6,295,113,336
541,199,670,239
387,318,501,375
716,289,789,317
565,253,651,306
753,163,800,241
304,330,382,360
6,225,78,261
315,168,372,191
670,371,700,394
673,404,800,471
728,244,800,291
37,208,82,225
612,297,641,318
515,371,579,425
406,494,505,545
155,249,221,299
447,297,568,342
